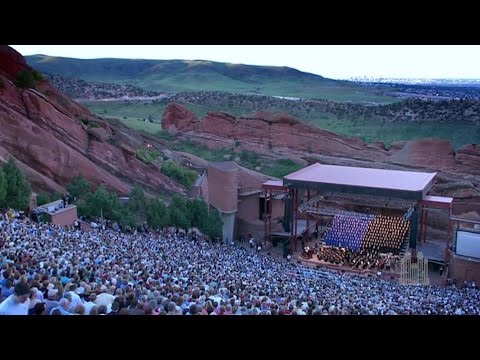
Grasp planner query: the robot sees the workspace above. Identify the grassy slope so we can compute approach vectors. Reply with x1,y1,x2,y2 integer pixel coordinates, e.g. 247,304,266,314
170,141,304,178
26,55,396,103
86,101,166,122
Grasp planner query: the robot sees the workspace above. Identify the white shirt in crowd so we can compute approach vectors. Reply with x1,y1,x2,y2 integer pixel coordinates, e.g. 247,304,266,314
0,295,30,315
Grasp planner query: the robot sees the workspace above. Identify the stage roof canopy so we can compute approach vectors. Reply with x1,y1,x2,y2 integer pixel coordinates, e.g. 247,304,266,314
283,163,437,200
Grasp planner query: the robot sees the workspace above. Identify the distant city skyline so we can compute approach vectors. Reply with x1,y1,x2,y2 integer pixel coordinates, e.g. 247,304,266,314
9,45,480,80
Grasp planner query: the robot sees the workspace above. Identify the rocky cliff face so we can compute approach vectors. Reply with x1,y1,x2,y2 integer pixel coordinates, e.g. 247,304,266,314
163,103,480,217
0,46,185,196
164,104,387,162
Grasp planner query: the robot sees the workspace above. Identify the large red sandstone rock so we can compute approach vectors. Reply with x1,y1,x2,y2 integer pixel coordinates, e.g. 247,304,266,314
164,104,389,163
0,46,29,81
163,103,197,133
0,46,186,196
389,139,456,169
456,144,480,175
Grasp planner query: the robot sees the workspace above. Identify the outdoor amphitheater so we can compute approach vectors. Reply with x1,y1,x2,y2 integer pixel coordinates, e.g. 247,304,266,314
1,163,479,315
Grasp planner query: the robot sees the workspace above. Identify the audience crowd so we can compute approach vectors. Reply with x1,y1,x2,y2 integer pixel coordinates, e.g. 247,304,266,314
1,217,479,315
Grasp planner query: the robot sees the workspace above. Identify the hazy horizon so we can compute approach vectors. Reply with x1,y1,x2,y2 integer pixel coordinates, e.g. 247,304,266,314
10,45,480,80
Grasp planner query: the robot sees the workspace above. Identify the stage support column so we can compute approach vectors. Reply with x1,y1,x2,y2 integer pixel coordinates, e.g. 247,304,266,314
267,189,272,245
316,190,320,235
289,188,295,252
445,204,453,264
306,189,310,242
419,205,424,244
409,205,419,251
264,187,267,245
411,248,417,263
420,205,427,244
423,206,429,244
293,189,298,251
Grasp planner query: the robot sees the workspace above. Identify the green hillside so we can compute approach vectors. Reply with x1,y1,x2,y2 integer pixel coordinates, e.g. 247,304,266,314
26,55,396,103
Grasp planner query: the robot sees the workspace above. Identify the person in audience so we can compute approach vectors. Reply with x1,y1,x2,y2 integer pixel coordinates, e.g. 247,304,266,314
0,282,31,315
249,234,254,249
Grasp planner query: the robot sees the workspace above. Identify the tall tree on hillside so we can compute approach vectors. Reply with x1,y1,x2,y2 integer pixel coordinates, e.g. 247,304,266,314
116,204,138,228
2,157,31,210
146,198,170,229
0,169,6,209
169,195,191,231
203,208,223,239
190,198,208,231
169,206,189,231
81,185,119,222
36,193,51,207
128,185,147,225
66,175,92,199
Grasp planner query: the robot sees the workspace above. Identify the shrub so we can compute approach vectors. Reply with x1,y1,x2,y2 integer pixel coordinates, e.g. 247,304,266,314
263,158,304,178
32,69,44,81
161,161,197,189
80,118,99,128
36,193,52,206
136,147,161,164
155,131,175,141
38,213,50,223
14,70,36,89
239,150,261,168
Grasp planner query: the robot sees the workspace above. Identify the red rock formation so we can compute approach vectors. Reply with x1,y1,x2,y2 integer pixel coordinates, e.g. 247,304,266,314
456,144,480,175
0,46,29,82
163,103,480,215
163,103,198,134
163,105,389,162
389,139,457,169
0,46,185,196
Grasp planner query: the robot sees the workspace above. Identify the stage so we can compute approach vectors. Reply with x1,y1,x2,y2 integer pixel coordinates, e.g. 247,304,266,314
293,251,400,280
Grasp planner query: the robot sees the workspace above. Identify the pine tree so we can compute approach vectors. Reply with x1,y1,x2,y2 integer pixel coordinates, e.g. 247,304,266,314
203,209,223,239
146,198,170,229
128,185,147,225
2,157,31,210
190,198,208,231
66,175,91,199
0,169,6,209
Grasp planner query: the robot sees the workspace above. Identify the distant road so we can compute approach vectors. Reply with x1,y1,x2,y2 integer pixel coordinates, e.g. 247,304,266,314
77,94,171,102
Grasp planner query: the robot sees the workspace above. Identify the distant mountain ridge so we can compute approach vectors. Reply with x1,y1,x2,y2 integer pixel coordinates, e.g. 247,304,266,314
27,54,327,81
25,55,392,102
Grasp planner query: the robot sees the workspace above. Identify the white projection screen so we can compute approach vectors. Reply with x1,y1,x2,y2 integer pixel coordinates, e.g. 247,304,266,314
456,231,480,259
